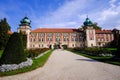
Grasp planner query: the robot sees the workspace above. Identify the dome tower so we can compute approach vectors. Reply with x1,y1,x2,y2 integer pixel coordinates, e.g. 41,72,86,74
18,16,31,34
83,17,96,47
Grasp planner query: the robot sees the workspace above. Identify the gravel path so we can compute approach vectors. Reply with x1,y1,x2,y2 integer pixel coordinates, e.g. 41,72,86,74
0,49,120,80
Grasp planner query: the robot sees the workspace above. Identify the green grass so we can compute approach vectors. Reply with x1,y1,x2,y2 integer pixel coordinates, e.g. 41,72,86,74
106,48,117,51
68,49,120,66
0,50,53,76
0,50,3,58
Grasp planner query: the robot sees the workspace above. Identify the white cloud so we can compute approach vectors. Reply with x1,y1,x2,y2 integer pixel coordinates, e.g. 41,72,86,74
32,0,120,30
41,21,77,28
1,0,120,31
32,0,90,29
114,25,120,30
109,0,116,8
98,0,119,21
94,0,120,29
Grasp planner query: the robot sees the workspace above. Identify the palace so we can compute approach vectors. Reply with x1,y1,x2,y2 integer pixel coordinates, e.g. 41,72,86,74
18,17,114,49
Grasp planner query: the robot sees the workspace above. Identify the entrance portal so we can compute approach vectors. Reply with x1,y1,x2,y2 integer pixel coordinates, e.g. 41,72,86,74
54,42,61,49
56,44,61,49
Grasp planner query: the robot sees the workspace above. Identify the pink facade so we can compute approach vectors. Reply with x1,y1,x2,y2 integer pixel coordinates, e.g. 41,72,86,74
95,30,114,47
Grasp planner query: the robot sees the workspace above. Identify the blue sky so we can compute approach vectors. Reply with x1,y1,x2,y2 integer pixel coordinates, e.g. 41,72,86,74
0,0,120,31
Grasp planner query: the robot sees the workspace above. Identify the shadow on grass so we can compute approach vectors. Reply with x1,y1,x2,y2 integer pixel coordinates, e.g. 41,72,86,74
67,49,120,66
76,59,98,62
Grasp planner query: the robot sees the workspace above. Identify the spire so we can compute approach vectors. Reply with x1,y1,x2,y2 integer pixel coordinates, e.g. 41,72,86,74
87,15,88,18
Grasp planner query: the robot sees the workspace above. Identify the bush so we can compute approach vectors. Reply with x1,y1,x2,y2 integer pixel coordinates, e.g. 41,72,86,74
53,44,57,49
0,32,27,65
62,44,68,49
73,47,113,56
25,48,49,58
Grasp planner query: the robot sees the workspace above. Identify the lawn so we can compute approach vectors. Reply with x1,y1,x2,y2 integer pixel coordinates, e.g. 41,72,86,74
0,50,53,76
106,48,117,51
68,49,120,66
107,48,117,50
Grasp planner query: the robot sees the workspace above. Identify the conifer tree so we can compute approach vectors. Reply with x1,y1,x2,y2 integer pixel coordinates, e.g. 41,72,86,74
116,34,120,58
0,32,26,65
0,18,11,50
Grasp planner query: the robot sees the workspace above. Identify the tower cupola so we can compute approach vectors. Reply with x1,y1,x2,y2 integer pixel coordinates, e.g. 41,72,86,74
18,16,31,34
19,16,31,27
83,17,93,26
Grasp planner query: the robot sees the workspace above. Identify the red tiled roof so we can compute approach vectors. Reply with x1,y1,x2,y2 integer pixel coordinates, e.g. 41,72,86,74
8,30,12,35
95,30,113,34
31,28,80,33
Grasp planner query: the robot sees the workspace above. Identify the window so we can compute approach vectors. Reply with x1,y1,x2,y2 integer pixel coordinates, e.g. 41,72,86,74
63,33,68,36
38,38,44,42
80,37,83,41
55,33,61,36
42,44,44,47
98,39,100,41
71,37,76,42
72,44,74,47
42,38,44,42
71,33,76,36
47,33,53,36
30,44,32,48
63,37,68,42
80,44,82,47
89,36,94,40
56,37,60,42
30,38,32,42
90,37,93,40
47,37,52,41
101,39,104,41
91,44,93,47
31,33,37,37
81,44,84,47
38,38,41,42
33,39,36,42
33,44,35,48
38,33,44,36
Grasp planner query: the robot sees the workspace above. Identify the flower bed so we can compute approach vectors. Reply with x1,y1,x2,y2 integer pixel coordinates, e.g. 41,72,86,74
0,58,33,72
73,47,113,57
0,48,50,72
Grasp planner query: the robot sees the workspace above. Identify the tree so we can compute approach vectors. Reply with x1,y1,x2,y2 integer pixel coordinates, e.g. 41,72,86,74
0,18,11,50
19,31,27,49
116,34,120,58
92,22,101,30
0,32,27,65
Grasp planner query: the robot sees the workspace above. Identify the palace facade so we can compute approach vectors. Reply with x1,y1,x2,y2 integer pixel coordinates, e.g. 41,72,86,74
18,17,114,49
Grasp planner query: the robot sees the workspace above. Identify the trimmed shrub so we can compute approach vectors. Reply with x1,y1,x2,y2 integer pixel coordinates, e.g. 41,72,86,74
0,32,27,65
53,44,57,49
62,44,68,49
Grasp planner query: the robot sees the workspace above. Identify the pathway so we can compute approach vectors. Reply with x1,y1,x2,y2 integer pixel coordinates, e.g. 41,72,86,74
0,49,120,80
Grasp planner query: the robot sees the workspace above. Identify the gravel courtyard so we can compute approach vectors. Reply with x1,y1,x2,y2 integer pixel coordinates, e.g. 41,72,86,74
0,49,120,80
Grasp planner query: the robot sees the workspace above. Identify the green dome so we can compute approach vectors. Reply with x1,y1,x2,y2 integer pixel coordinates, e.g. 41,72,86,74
83,17,93,26
20,17,31,24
